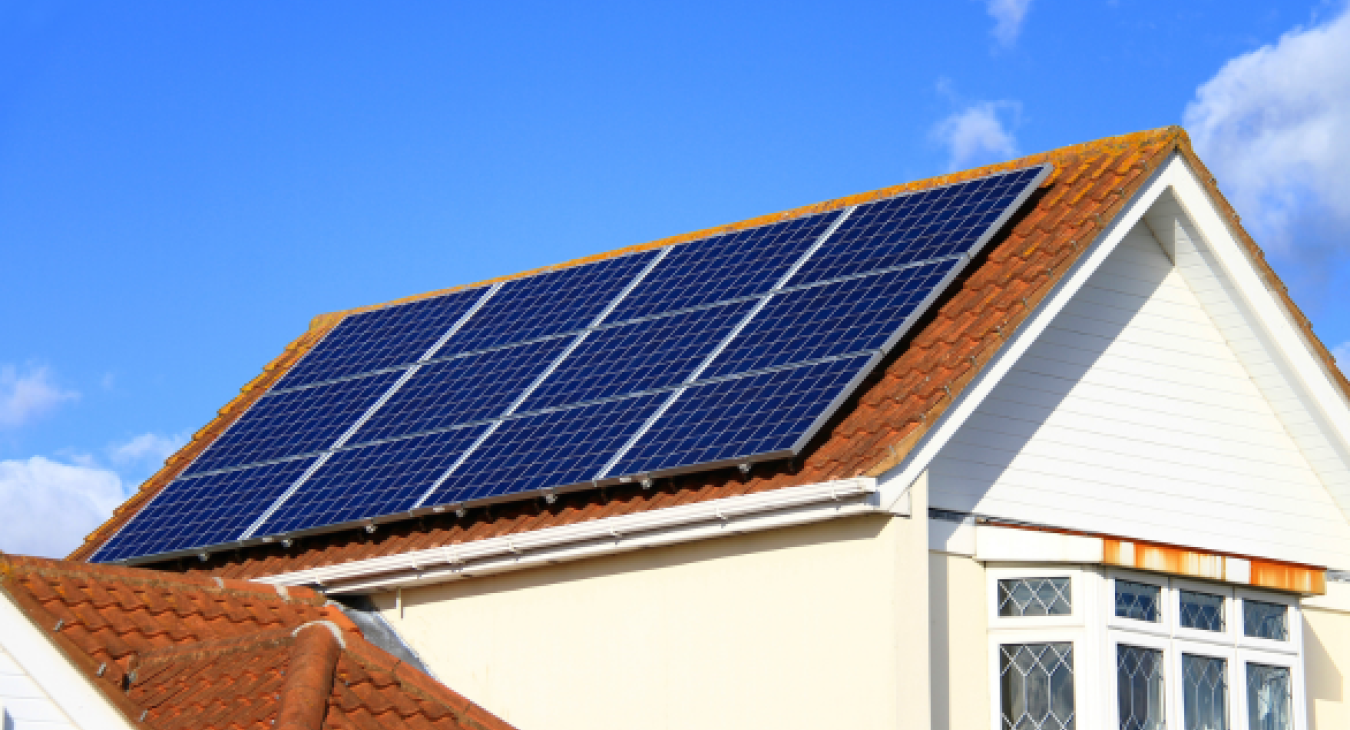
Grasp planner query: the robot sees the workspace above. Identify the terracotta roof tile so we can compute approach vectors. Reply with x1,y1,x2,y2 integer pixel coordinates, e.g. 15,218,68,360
0,553,519,730
67,127,1350,580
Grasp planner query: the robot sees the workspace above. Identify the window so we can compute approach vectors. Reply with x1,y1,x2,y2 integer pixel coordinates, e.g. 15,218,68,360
1000,643,1075,730
1183,654,1228,730
999,577,1072,617
1246,664,1292,730
1242,601,1288,641
1117,645,1166,730
1117,580,1162,622
1180,591,1226,632
986,569,1305,730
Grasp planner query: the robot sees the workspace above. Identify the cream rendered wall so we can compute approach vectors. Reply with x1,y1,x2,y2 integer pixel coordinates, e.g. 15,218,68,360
929,551,988,730
376,481,931,730
1303,582,1350,730
0,642,77,730
928,222,1350,567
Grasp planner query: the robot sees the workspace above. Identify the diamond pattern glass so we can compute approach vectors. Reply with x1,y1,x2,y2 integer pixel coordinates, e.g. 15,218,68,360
1243,601,1288,641
1246,664,1291,730
1117,645,1166,730
1183,655,1228,730
1116,580,1162,622
999,578,1072,617
1180,591,1226,632
1001,642,1075,730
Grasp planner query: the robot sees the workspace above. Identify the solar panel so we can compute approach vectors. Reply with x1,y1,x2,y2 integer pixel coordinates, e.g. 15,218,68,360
606,211,841,322
274,288,489,390
182,370,403,476
95,164,1049,563
517,300,756,412
347,337,572,445
423,392,668,507
92,458,319,562
436,251,658,356
605,355,871,477
254,426,490,536
700,259,959,379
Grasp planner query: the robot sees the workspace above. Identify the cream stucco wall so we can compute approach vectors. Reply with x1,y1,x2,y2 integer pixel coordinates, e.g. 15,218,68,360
376,479,931,730
1304,582,1350,730
929,551,989,730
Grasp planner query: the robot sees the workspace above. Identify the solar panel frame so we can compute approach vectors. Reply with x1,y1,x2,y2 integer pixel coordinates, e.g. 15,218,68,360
95,163,1051,565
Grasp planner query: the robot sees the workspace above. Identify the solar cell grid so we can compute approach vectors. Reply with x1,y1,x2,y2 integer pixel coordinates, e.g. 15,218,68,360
788,167,1043,286
607,355,869,477
702,259,958,378
424,392,666,507
606,211,841,322
273,289,488,390
518,300,756,412
182,370,403,476
92,458,319,562
437,251,657,356
348,337,572,445
256,426,490,536
95,164,1050,563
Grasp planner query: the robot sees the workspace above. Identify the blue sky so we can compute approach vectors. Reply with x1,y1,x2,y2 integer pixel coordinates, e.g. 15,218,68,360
3,0,1349,557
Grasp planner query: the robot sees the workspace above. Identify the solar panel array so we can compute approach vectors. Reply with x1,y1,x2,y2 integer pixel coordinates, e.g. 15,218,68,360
93,164,1049,563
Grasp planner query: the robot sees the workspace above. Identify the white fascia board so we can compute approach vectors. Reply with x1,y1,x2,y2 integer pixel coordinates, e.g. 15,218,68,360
875,155,1180,512
1163,160,1350,461
258,477,881,594
0,591,138,730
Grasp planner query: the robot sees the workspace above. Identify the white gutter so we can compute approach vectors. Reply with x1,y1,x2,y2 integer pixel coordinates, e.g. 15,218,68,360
257,477,881,594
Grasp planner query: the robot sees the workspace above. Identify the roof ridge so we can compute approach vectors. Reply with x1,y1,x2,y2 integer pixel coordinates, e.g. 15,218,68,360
0,553,325,605
340,636,514,730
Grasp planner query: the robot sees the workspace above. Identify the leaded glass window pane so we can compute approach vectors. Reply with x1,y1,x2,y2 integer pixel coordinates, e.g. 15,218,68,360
1118,645,1166,730
1001,642,1075,730
1180,591,1225,632
1246,664,1292,730
1183,654,1228,730
998,577,1072,617
1116,580,1162,622
1243,600,1289,641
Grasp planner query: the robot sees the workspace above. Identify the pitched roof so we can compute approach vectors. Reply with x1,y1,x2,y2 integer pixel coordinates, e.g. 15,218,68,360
69,126,1350,580
0,553,517,730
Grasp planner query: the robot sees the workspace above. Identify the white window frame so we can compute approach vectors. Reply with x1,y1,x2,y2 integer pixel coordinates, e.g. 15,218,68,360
1173,578,1236,645
1106,569,1170,637
984,566,1307,730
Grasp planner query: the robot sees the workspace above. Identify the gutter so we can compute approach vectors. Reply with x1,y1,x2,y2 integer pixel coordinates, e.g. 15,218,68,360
257,477,881,594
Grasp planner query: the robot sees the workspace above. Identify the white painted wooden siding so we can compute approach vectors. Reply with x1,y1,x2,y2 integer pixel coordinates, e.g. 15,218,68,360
0,643,76,730
929,223,1350,568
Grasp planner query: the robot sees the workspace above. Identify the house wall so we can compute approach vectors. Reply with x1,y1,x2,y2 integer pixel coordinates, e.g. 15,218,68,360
928,221,1350,568
0,642,77,730
1303,582,1350,730
928,551,989,730
375,493,931,730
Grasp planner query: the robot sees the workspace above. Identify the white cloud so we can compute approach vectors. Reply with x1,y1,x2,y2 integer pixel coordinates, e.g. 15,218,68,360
0,363,78,428
1334,341,1350,368
932,101,1021,171
1184,6,1350,252
0,456,127,559
110,432,187,467
987,0,1033,48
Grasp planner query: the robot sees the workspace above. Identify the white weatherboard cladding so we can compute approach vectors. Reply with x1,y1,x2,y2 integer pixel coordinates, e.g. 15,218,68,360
0,638,76,730
928,221,1350,567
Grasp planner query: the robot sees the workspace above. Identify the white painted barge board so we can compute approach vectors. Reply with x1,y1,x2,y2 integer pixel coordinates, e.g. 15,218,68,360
928,220,1350,567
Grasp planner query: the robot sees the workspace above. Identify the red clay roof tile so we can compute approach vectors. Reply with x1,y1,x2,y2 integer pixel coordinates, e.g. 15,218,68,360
0,553,518,730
